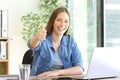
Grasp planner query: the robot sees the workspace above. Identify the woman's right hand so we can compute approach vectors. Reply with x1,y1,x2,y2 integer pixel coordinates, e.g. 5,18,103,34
35,23,47,41
30,23,47,48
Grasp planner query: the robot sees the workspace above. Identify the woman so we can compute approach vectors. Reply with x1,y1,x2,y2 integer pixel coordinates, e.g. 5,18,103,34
28,7,84,79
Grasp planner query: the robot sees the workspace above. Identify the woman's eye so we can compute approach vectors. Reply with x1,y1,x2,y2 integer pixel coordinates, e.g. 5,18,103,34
57,19,61,21
65,21,68,23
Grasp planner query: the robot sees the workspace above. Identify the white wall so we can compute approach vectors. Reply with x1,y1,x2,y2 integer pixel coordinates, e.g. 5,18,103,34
0,0,40,74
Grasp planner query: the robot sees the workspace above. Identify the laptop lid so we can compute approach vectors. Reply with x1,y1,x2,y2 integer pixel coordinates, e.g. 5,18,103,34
86,47,120,79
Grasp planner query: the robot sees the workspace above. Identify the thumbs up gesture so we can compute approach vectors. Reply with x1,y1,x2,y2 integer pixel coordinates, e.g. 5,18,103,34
35,23,47,41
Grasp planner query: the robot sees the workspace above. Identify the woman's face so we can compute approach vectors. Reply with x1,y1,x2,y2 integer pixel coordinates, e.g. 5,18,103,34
53,12,69,36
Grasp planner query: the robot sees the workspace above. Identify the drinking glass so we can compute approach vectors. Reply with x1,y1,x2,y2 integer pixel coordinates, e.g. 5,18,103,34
19,64,30,80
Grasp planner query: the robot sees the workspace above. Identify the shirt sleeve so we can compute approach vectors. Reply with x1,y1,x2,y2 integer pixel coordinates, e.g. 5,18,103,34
70,37,84,70
27,38,41,51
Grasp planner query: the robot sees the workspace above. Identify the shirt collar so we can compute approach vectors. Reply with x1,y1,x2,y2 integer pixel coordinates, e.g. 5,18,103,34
61,35,68,47
46,34,68,47
46,34,53,47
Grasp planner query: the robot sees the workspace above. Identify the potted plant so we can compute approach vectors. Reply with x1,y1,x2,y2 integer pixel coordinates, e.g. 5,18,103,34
21,0,67,42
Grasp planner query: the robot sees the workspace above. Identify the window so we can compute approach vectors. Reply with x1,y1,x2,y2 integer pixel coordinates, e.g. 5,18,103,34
68,0,120,73
68,0,97,72
104,0,120,47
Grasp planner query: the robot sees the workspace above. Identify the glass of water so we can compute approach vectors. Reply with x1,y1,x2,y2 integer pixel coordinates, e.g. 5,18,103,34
19,64,31,80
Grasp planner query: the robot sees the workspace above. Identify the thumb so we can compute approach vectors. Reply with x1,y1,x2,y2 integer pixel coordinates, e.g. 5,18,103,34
41,23,45,30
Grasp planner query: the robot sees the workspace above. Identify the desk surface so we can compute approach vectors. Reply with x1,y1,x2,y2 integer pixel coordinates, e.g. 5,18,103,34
47,75,120,80
0,75,120,80
48,75,83,80
0,75,19,80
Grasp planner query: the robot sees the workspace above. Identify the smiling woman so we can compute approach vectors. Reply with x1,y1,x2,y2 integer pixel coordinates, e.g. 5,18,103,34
28,7,84,79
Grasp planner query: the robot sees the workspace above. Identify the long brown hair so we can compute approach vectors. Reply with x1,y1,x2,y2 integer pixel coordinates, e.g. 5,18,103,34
45,7,70,35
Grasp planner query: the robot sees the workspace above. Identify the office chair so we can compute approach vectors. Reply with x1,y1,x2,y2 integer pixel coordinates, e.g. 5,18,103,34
22,49,34,68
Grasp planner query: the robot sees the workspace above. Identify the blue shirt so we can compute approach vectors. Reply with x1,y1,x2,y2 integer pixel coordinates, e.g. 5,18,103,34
28,34,84,76
48,52,63,71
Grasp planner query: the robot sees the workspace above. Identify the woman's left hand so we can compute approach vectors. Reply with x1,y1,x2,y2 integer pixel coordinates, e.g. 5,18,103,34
37,70,61,80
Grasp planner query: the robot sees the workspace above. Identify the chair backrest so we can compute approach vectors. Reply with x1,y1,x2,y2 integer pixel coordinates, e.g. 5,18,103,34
22,49,34,67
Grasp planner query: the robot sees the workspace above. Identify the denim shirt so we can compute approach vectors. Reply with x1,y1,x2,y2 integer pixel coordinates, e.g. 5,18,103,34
28,34,84,76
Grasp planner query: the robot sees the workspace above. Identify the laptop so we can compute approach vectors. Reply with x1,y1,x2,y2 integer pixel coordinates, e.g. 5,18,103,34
52,47,120,80
85,47,120,79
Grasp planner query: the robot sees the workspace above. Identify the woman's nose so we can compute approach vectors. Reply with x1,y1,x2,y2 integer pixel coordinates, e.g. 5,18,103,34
61,21,65,27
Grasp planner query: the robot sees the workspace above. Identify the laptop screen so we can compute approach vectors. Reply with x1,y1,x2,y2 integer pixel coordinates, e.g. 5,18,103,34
86,47,120,79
